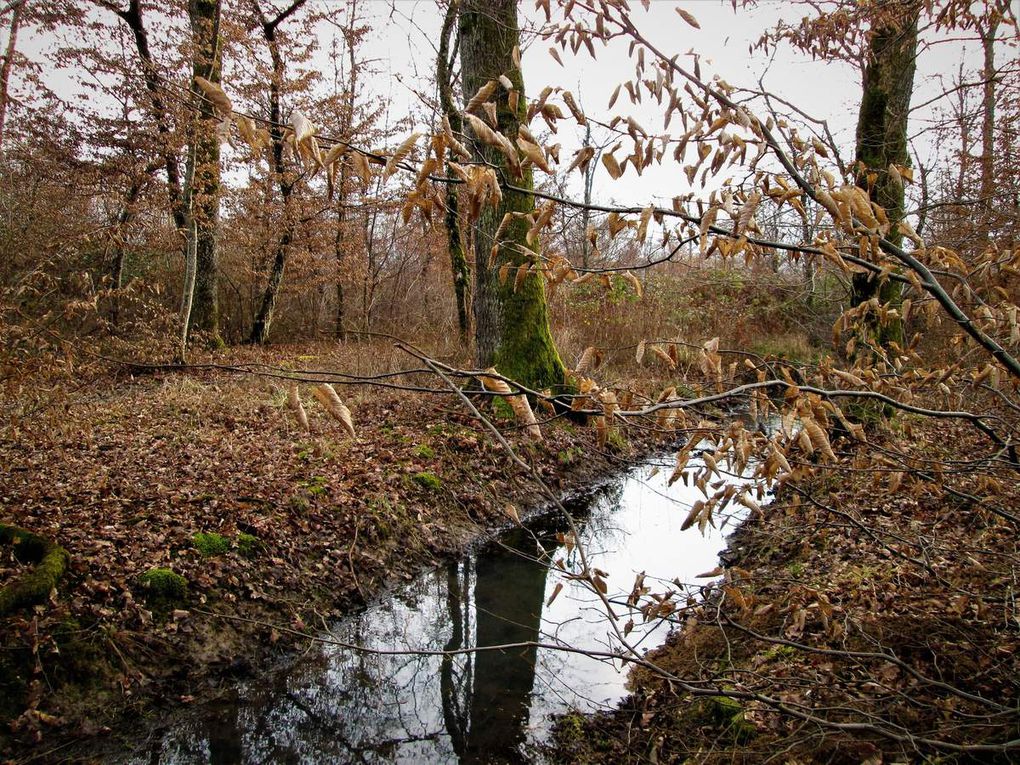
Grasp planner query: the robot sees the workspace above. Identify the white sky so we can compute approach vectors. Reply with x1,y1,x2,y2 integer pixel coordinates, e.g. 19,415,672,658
349,0,994,207
5,0,1001,210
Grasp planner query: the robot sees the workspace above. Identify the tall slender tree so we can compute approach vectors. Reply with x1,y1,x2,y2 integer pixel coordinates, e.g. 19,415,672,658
0,0,25,162
187,0,223,345
437,0,470,344
248,0,307,345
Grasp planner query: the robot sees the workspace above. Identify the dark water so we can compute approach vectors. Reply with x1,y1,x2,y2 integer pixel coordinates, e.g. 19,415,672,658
130,456,754,764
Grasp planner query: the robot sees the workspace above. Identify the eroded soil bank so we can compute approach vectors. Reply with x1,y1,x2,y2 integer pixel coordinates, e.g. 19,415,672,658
547,414,1020,764
0,346,652,763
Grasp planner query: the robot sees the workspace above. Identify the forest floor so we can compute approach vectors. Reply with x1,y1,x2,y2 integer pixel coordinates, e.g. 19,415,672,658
548,410,1020,763
3,341,1019,763
0,341,650,763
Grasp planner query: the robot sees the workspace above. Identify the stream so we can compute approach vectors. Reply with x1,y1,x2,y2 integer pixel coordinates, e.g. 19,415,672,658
130,453,757,764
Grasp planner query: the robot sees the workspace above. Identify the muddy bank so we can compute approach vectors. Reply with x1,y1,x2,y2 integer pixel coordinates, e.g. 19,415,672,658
546,416,1020,763
0,364,655,763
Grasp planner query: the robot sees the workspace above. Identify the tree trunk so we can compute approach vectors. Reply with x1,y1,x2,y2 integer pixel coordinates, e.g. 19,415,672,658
580,122,596,269
249,227,292,344
115,0,187,232
459,0,565,391
979,18,998,235
438,0,471,345
108,174,147,326
334,197,348,340
850,1,919,353
0,0,25,163
248,0,306,344
187,0,223,345
333,8,358,340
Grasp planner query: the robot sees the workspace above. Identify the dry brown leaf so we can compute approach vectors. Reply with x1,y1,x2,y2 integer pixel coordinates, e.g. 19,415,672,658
287,384,309,431
312,383,356,438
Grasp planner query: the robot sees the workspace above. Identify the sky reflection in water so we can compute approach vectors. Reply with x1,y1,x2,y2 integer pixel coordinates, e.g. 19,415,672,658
135,455,754,764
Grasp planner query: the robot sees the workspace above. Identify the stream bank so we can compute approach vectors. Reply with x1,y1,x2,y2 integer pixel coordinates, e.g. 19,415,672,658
0,366,658,763
546,415,1020,763
120,452,754,764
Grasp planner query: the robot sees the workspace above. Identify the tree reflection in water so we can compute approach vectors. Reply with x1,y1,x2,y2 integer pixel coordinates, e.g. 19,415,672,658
133,461,748,764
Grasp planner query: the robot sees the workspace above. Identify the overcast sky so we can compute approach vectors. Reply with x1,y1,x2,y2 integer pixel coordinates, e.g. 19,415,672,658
347,0,995,208
6,0,1000,210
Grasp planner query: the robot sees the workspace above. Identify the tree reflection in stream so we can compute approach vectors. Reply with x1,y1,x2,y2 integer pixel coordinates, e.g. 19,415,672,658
133,458,752,764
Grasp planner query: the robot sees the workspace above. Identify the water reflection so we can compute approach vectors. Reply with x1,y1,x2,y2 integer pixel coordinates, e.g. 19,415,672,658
132,458,752,764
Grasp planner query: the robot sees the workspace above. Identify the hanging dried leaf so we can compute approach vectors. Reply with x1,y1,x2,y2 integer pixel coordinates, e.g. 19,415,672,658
466,80,498,114
622,270,643,298
650,344,677,369
517,136,552,173
478,369,542,442
562,90,586,126
287,384,309,431
576,346,599,374
547,581,564,606
290,110,316,147
194,76,231,117
513,263,530,292
565,146,595,175
312,383,356,438
602,152,624,179
637,205,654,244
675,8,701,28
351,151,373,185
442,115,473,160
383,132,421,181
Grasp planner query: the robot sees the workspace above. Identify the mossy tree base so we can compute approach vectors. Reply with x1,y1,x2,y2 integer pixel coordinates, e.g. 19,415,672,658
460,0,567,394
0,523,70,616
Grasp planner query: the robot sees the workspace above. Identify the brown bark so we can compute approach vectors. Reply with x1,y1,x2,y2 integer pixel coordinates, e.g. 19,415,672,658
249,0,307,345
979,18,998,232
187,0,223,344
438,0,471,344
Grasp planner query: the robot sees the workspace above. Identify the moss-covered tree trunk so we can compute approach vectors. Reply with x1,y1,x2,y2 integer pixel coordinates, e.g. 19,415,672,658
438,0,471,345
188,0,223,345
850,1,919,352
0,524,69,616
459,0,565,391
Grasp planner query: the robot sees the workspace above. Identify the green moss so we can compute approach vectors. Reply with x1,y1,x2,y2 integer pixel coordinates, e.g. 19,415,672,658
605,427,629,453
0,523,70,616
788,561,806,577
761,644,798,662
557,711,587,742
138,567,188,609
412,471,443,491
236,532,261,558
414,444,435,459
491,396,515,421
192,531,230,557
704,695,757,743
300,475,330,496
557,446,583,465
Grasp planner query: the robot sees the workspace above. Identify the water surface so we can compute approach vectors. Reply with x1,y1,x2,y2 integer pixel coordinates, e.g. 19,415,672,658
133,455,754,764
